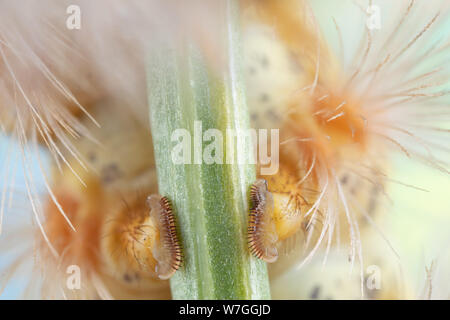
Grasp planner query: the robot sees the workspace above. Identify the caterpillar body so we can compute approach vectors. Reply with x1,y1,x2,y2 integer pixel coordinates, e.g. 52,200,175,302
147,195,182,280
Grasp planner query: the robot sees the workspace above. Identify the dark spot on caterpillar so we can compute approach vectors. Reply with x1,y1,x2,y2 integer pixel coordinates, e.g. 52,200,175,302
260,93,270,103
87,151,96,163
123,273,132,282
310,285,321,299
247,179,278,263
340,174,349,185
147,195,183,280
251,113,259,121
101,163,122,184
248,66,256,75
260,55,269,68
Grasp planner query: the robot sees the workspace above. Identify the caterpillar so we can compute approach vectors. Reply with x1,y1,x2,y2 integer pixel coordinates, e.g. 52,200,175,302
33,103,174,299
247,169,310,263
102,194,182,286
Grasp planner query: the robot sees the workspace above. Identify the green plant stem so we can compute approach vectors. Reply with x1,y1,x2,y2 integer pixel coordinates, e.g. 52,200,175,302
147,0,270,300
